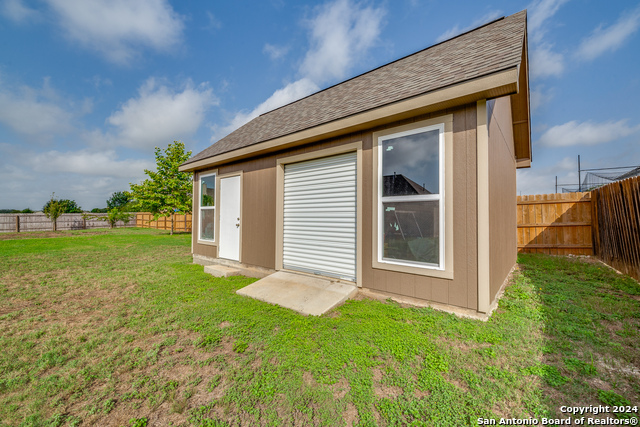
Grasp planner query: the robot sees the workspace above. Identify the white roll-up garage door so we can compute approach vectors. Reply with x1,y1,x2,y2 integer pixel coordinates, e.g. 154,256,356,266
283,152,357,282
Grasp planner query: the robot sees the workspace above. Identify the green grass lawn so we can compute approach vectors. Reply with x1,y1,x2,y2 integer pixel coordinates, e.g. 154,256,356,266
0,228,638,427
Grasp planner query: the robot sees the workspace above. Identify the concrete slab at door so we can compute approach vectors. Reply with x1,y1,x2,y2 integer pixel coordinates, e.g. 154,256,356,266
219,175,241,261
236,271,358,316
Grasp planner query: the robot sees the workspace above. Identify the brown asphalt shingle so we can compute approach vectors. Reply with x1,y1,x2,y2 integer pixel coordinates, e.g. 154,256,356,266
185,10,526,165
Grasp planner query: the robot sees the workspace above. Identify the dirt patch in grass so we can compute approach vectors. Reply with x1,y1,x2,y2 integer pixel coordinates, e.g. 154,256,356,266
302,371,316,387
373,383,402,399
414,389,430,399
58,327,236,426
343,402,358,426
330,377,350,399
371,368,402,399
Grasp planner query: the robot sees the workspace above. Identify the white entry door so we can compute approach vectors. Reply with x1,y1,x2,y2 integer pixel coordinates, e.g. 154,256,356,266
219,175,241,261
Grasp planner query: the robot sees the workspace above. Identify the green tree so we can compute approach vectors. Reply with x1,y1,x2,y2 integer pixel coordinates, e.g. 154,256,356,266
129,141,192,235
42,198,82,213
104,208,133,228
106,191,132,210
43,193,65,231
83,208,133,229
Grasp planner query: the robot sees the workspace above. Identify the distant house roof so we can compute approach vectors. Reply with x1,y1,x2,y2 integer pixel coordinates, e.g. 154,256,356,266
182,10,529,170
383,174,432,196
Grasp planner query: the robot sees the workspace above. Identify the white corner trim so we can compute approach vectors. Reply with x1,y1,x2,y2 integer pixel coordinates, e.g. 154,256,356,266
477,100,490,313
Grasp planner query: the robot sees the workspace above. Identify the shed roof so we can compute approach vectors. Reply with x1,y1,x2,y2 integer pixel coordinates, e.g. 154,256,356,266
183,10,528,169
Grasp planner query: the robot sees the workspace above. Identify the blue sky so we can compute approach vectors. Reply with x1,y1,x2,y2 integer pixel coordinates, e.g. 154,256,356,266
0,0,639,210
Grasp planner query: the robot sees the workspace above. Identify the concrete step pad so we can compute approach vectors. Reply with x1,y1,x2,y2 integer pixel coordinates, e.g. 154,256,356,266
236,271,358,316
204,265,241,278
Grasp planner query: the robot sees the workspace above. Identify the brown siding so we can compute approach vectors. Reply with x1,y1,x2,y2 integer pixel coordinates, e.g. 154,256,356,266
192,104,481,311
239,165,277,269
488,96,517,302
218,157,278,269
212,134,364,270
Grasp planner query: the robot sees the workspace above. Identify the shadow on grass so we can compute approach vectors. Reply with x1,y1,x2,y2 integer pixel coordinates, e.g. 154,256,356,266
517,254,640,422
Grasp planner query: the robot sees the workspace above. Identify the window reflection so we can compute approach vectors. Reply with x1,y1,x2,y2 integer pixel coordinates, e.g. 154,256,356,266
383,201,439,265
382,129,439,196
201,176,215,207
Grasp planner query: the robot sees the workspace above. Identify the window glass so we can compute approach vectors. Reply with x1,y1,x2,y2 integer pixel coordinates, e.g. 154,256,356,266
382,129,439,196
200,174,215,241
382,201,439,265
201,175,215,207
200,209,215,241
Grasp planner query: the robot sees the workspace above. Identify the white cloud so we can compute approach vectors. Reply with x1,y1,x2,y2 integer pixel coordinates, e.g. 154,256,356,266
211,78,319,142
0,77,80,139
529,44,564,79
107,78,217,150
0,143,152,209
530,85,554,112
526,0,569,81
300,0,385,84
263,43,290,60
538,119,640,147
516,156,576,195
1,0,39,22
575,6,640,61
45,0,184,64
215,0,385,142
435,10,502,43
90,75,113,89
528,0,570,44
204,11,222,31
28,149,153,178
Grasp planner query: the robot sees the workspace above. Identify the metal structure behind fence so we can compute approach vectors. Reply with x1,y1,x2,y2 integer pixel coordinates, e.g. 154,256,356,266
557,155,640,193
591,176,640,282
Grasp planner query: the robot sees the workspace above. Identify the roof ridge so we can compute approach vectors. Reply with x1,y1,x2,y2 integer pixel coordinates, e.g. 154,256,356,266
258,14,509,117
182,9,527,167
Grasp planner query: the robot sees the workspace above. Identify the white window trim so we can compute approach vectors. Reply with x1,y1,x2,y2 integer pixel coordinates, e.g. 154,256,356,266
372,115,454,280
377,123,445,270
198,171,217,244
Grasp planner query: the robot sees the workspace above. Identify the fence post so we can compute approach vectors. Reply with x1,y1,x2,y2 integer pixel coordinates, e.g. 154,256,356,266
15,215,20,233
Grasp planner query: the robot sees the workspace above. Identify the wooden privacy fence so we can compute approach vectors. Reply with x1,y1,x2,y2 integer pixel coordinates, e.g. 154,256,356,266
517,192,593,255
591,176,640,281
135,212,192,232
0,213,135,233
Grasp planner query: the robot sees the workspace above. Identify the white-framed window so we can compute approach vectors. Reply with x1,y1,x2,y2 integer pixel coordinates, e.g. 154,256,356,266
199,172,216,242
377,123,445,270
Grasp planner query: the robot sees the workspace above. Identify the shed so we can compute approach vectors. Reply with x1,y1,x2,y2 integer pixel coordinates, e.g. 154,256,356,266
179,10,531,317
